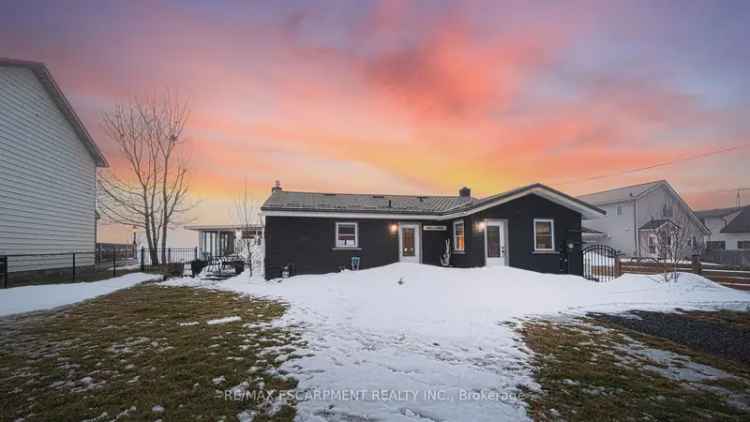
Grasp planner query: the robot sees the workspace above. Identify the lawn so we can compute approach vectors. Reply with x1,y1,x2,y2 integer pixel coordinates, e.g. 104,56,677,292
519,311,750,421
0,284,304,421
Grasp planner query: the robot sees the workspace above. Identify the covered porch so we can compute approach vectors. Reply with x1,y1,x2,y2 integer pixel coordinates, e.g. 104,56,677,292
185,224,263,259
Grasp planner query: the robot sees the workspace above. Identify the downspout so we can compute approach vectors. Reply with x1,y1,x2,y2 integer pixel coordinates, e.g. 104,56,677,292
633,199,638,256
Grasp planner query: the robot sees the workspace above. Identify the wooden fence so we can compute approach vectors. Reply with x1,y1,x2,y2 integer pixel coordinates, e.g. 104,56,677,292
620,259,750,291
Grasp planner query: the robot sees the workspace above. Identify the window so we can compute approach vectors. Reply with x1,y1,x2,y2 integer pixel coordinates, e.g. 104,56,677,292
706,241,726,251
533,219,555,252
738,241,750,250
453,220,465,252
648,235,657,254
335,222,358,248
662,203,673,218
616,205,623,216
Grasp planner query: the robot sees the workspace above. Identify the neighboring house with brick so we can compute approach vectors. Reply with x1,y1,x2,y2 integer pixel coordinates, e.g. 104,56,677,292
0,58,108,271
696,206,750,251
577,180,709,258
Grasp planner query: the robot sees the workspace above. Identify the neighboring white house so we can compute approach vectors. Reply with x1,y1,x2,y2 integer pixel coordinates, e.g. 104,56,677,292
695,206,750,251
0,58,108,270
185,224,264,258
577,180,709,257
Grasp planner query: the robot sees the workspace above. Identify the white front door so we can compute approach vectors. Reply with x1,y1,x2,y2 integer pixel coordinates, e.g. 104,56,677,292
399,223,421,263
484,219,507,266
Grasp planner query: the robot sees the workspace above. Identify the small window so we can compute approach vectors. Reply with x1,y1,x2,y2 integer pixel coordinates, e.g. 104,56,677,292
533,219,555,251
648,235,657,254
738,241,750,250
616,205,623,216
335,222,358,248
662,204,673,218
706,241,726,251
453,220,465,252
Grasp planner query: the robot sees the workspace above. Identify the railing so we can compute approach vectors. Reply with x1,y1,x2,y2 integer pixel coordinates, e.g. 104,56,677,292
620,258,750,290
0,251,137,288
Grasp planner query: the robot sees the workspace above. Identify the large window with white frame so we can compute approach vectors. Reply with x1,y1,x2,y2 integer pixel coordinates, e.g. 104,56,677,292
533,219,555,252
453,220,465,252
335,222,358,248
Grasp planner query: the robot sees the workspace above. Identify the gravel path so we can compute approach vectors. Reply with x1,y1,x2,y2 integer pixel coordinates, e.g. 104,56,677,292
591,310,750,364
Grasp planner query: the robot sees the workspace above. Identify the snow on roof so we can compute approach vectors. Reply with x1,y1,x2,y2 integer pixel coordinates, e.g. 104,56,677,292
639,219,678,231
576,180,665,205
0,58,108,167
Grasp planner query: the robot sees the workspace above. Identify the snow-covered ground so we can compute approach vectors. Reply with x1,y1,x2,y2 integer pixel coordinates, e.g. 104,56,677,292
0,273,160,317
164,264,750,421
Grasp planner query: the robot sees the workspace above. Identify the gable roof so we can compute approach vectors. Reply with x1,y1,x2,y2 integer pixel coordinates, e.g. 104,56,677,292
639,219,679,231
721,207,750,233
576,180,664,205
578,180,710,234
0,58,108,167
262,183,606,220
695,206,745,220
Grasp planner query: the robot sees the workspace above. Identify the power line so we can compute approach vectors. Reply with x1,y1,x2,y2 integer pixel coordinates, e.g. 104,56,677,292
551,143,750,186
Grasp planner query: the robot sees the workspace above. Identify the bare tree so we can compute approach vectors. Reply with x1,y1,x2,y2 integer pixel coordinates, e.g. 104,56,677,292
97,94,193,265
232,180,262,260
654,212,702,282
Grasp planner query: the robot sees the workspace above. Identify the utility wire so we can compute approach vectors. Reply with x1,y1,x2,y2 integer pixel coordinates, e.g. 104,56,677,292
550,143,750,186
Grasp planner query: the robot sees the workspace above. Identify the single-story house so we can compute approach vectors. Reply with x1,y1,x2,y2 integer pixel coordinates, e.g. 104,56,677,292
185,224,264,258
260,182,605,279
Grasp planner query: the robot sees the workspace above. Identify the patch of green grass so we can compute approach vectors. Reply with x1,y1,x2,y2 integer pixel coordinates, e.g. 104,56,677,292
519,318,750,421
0,284,304,421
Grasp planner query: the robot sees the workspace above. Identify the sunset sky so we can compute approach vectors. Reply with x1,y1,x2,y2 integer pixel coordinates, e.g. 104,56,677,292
2,0,749,245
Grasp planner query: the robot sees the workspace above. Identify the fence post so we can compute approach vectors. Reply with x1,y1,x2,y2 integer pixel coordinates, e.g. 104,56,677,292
194,247,198,260
615,256,622,277
72,252,76,282
691,254,702,275
140,247,145,271
168,248,172,264
113,248,117,278
1,256,7,289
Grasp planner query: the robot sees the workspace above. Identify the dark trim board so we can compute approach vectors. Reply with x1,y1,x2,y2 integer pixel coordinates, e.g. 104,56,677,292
263,193,584,279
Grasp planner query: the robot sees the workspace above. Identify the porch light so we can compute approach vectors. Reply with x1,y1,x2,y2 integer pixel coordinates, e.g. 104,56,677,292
476,221,486,232
389,224,398,234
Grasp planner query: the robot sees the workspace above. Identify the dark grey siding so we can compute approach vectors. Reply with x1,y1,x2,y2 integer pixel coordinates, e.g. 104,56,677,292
264,217,449,279
448,194,582,274
264,193,583,279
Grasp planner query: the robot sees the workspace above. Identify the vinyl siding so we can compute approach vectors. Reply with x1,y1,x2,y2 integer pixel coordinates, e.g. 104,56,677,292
703,213,750,250
581,201,636,255
636,186,705,257
0,67,96,269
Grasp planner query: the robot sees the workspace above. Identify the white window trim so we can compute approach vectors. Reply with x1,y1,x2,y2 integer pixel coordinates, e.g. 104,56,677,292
335,222,359,249
533,218,555,252
453,219,465,252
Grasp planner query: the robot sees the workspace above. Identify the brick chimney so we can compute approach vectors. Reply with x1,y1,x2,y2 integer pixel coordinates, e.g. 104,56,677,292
271,180,282,192
459,186,471,197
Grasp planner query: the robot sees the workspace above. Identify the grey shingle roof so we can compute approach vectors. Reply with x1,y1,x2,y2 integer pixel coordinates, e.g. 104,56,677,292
261,183,606,218
576,180,665,205
262,190,474,215
639,219,677,230
721,207,750,233
695,206,745,220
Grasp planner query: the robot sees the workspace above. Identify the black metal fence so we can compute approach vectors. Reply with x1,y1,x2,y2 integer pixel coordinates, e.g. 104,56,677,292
0,251,139,288
582,244,620,282
138,247,199,275
0,247,204,288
